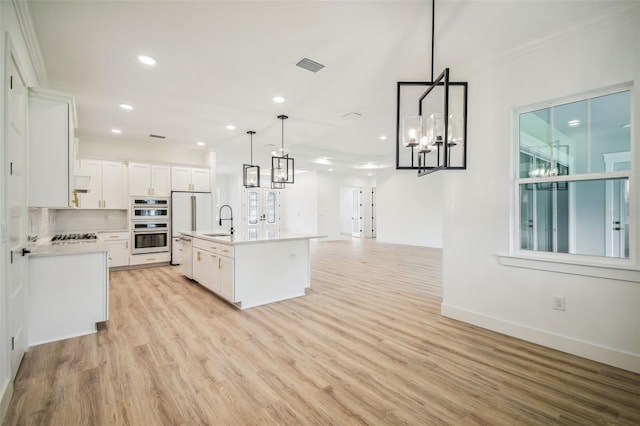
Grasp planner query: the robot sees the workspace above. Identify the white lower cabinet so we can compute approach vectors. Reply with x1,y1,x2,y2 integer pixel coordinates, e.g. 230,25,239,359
191,238,234,303
99,231,130,267
219,255,234,301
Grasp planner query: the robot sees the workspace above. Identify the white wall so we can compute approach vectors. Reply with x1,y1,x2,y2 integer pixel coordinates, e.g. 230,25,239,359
78,136,209,167
441,7,640,372
376,170,443,248
281,172,319,235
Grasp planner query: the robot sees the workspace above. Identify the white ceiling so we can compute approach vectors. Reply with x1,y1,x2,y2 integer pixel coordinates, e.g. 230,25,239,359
27,0,617,174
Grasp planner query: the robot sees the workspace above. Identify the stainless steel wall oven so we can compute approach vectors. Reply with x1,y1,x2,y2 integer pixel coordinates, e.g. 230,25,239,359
131,198,170,254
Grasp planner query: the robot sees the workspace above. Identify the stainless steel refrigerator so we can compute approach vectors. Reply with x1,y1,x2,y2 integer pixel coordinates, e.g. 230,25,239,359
171,191,213,265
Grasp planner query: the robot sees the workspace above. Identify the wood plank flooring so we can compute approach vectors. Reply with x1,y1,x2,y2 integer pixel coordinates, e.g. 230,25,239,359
4,239,640,425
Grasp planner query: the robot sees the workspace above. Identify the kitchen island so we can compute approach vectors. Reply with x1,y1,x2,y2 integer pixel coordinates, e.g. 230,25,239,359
180,231,323,309
29,237,109,345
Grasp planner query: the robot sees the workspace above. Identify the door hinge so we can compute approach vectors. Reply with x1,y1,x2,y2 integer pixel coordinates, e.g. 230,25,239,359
11,337,14,351
10,251,13,264
9,75,13,90
10,162,13,175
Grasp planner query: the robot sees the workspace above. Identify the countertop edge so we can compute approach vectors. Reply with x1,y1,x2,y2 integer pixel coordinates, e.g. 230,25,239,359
180,231,326,246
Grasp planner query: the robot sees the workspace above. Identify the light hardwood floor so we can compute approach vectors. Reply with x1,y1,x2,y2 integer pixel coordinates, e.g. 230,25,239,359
4,239,640,425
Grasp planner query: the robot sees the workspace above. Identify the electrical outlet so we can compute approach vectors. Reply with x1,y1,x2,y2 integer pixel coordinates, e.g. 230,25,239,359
553,296,566,311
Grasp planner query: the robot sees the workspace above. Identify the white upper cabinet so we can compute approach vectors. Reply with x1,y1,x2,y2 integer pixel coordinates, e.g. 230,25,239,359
171,166,210,192
77,159,126,209
129,163,171,196
28,88,76,208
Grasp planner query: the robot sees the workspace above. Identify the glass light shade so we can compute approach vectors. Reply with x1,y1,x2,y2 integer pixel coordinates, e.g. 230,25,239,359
402,116,422,147
416,135,433,154
425,113,444,146
447,114,464,146
271,155,294,185
243,164,260,188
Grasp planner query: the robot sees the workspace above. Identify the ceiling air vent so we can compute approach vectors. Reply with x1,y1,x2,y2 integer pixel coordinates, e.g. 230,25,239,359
149,134,166,139
296,58,325,73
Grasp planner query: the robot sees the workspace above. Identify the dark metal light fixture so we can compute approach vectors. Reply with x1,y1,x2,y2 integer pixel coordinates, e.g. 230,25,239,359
396,0,468,176
271,115,294,188
243,131,260,188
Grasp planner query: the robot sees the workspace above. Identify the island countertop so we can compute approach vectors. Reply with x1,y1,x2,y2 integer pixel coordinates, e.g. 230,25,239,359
180,231,325,246
29,238,108,257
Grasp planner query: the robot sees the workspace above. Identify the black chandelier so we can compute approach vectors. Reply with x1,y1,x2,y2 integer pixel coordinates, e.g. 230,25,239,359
243,130,260,188
396,0,468,176
271,115,294,189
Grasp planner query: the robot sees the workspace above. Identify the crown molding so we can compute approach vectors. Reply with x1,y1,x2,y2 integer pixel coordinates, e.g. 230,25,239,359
461,2,640,75
12,0,48,86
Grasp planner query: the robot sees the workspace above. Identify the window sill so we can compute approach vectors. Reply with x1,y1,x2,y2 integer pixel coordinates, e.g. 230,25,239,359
498,253,640,283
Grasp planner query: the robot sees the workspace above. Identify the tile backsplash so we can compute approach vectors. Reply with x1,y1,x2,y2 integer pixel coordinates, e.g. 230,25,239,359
53,209,128,233
29,208,128,237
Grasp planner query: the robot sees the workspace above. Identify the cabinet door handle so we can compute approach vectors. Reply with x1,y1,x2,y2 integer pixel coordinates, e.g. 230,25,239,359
103,200,106,208
126,241,128,249
218,258,221,269
197,251,201,261
110,236,119,238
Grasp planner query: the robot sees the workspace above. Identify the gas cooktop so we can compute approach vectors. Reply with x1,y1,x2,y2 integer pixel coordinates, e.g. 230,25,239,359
51,233,98,243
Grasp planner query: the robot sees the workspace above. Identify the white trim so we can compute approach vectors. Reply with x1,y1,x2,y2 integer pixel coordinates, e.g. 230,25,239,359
441,303,640,374
12,0,47,86
469,3,640,74
517,170,630,185
498,253,640,283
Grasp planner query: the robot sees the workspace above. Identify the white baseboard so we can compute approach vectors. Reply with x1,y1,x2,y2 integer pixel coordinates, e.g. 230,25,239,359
441,303,640,374
0,379,13,424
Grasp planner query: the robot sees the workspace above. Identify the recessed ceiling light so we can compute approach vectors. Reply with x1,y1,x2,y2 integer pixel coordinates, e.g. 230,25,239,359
137,55,156,66
197,141,205,146
328,168,334,172
273,96,285,103
111,128,122,134
379,135,387,140
119,103,133,111
367,173,373,177
226,124,235,130
568,119,580,127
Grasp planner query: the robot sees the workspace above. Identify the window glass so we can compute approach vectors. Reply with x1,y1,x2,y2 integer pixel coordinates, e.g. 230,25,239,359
519,178,629,258
590,91,631,173
516,88,631,259
247,191,258,225
553,99,588,174
519,91,630,177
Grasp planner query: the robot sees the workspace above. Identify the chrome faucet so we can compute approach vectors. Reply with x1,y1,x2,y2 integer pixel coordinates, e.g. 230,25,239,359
218,204,234,235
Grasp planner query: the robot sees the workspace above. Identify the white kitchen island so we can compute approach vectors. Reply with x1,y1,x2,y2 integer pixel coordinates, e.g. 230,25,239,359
29,240,109,345
180,231,323,309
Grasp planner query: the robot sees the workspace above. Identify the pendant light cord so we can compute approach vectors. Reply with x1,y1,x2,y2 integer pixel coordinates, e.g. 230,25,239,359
250,132,253,164
281,117,285,153
431,0,435,82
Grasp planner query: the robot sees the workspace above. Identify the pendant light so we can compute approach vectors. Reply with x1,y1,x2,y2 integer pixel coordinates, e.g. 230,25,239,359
271,115,294,188
396,0,468,176
243,131,260,188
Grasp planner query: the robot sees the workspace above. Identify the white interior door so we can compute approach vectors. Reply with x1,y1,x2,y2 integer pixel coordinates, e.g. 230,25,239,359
371,187,376,238
351,189,362,238
6,43,28,378
244,188,280,239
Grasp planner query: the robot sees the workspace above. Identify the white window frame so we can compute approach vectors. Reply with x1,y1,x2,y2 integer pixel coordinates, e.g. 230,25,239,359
501,83,640,282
